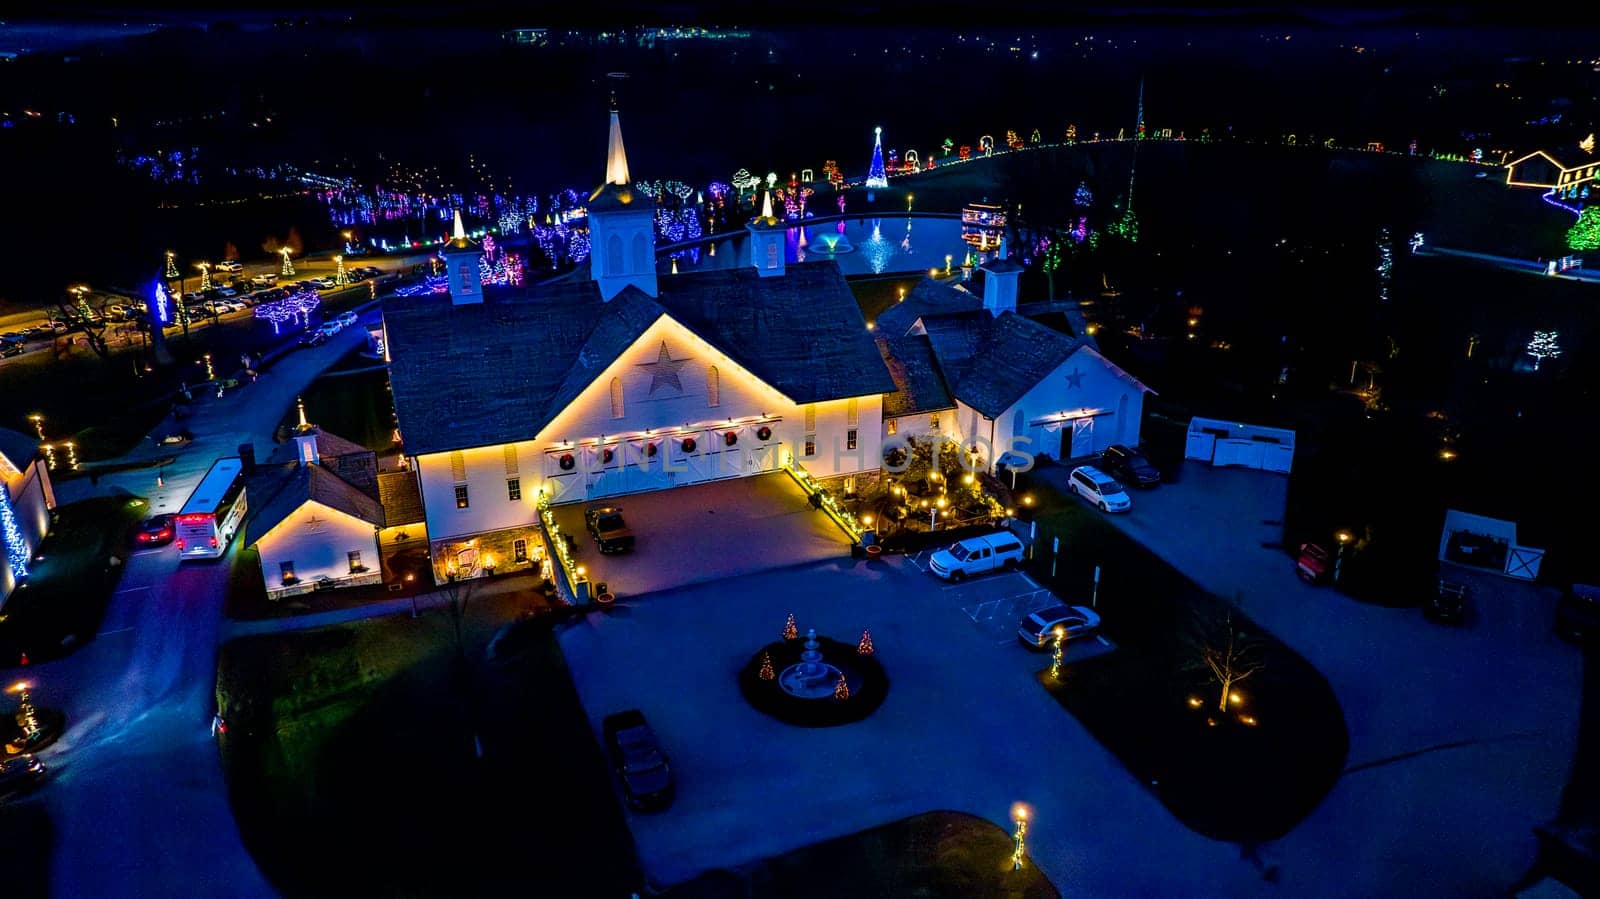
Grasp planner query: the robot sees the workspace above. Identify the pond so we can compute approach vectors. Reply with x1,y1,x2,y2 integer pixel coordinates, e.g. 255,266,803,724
662,214,973,277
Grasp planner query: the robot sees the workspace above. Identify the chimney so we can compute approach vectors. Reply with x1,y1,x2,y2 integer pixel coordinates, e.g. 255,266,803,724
979,256,1022,317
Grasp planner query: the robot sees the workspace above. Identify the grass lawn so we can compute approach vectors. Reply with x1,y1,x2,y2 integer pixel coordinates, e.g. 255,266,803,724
0,495,145,666
217,604,640,897
662,811,1059,899
1021,481,1348,844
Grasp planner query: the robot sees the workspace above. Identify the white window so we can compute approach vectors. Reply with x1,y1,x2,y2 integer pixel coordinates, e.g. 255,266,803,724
280,561,297,584
347,551,364,573
847,428,858,450
803,435,816,458
507,478,521,501
454,485,470,509
847,398,859,427
610,377,623,419
513,539,528,562
930,411,941,431
707,365,720,407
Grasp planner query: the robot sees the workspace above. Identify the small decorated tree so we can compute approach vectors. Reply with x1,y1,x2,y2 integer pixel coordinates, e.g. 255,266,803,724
833,673,851,701
783,613,798,641
1527,331,1562,370
759,651,775,680
857,629,875,655
1566,207,1600,251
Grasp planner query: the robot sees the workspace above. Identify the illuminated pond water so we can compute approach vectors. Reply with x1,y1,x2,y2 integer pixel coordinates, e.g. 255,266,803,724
661,214,975,277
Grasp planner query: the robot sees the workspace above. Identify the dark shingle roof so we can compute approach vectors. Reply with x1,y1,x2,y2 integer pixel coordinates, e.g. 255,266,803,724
267,427,371,466
923,311,1088,419
377,469,425,528
384,261,892,456
874,277,982,336
0,428,38,473
246,463,384,547
877,336,955,417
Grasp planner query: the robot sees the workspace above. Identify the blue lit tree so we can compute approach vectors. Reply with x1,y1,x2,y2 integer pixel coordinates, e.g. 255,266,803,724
866,127,889,189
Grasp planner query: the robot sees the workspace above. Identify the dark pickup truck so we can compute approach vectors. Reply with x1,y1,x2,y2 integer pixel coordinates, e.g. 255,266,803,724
585,506,636,553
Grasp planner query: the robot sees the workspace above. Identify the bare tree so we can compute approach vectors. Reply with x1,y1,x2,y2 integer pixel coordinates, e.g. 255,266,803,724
1186,610,1266,713
52,297,111,360
439,575,480,658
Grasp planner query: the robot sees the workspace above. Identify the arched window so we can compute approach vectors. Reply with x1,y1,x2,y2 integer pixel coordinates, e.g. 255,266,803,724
766,241,779,270
610,377,623,419
707,365,720,407
631,233,650,273
605,235,623,277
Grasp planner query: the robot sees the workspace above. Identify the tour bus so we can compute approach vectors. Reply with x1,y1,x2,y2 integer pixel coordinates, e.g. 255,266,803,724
175,457,248,560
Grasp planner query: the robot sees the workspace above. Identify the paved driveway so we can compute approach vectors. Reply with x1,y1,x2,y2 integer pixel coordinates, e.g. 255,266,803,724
561,558,1277,897
548,473,846,599
1036,461,1584,897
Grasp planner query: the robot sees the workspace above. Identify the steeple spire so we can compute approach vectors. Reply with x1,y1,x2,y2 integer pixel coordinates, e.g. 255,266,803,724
761,190,774,221
451,208,466,243
605,101,630,187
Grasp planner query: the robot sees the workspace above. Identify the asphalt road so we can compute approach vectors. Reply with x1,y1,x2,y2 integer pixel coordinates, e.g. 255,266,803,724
8,315,381,895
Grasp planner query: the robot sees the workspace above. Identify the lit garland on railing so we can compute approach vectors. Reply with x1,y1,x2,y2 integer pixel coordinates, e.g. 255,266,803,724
537,492,583,603
782,456,864,542
1,482,29,583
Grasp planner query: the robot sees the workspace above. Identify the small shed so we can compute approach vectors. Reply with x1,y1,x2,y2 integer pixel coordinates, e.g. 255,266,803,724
1184,417,1295,474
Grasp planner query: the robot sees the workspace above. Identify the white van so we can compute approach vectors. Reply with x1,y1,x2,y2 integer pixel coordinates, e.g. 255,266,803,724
1067,465,1132,513
927,531,1026,581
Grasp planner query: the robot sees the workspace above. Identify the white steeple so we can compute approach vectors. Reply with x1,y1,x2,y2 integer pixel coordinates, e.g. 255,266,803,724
605,104,630,187
761,190,774,221
442,207,484,305
451,208,467,241
746,190,786,279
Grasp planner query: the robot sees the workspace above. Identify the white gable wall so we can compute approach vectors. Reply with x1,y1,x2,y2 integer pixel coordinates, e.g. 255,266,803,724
253,500,381,598
415,314,883,542
994,349,1146,465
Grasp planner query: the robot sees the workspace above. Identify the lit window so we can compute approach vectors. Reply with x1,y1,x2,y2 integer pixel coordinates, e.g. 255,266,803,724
449,451,466,482
454,485,470,509
803,435,817,457
707,365,720,407
280,560,297,584
847,428,858,450
930,412,941,430
507,478,521,501
513,539,528,562
886,418,898,435
347,551,363,573
610,377,624,419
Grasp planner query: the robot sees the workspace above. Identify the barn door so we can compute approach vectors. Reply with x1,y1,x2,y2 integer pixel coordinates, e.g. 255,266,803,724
1071,418,1095,458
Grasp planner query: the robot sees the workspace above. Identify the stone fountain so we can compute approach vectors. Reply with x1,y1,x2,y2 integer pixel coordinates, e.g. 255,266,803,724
778,628,844,699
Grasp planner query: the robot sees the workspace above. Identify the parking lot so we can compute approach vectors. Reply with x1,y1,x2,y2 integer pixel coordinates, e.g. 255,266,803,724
547,472,848,600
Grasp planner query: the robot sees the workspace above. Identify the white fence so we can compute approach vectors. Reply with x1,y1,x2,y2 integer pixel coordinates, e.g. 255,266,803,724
1184,417,1295,474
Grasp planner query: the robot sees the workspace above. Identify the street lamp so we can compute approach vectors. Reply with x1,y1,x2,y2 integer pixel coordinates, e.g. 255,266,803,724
1011,804,1029,870
1333,530,1353,583
933,495,947,530
906,193,914,212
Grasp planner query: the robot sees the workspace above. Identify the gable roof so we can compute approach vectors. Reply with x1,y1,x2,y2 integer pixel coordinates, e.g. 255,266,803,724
876,336,955,417
246,463,384,547
874,277,982,336
384,261,893,456
923,311,1090,419
0,428,38,475
377,469,425,528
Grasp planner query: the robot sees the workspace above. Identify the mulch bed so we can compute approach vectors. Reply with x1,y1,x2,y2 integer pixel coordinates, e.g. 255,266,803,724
739,637,889,727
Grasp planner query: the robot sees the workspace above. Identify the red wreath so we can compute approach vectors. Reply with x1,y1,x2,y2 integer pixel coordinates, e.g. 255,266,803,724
601,448,615,464
681,437,697,453
723,431,738,446
645,442,658,457
558,453,575,470
756,425,772,441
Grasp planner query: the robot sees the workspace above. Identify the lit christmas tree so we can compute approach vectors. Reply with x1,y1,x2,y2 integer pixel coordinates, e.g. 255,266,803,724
280,247,295,277
783,613,798,641
164,251,179,279
1566,207,1600,250
833,673,850,701
1526,331,1562,370
1074,182,1093,207
865,127,889,189
759,651,775,680
857,629,875,655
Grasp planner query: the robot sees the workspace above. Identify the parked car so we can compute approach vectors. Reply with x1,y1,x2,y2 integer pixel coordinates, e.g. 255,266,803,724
293,281,317,291
1067,465,1132,512
318,322,343,338
1099,444,1161,488
0,754,46,802
24,324,56,339
214,260,243,273
299,329,328,347
1556,583,1600,644
1424,577,1468,624
0,341,24,358
601,709,674,811
183,291,206,303
311,277,339,289
336,311,359,328
224,299,248,312
0,331,26,344
927,531,1026,581
103,304,132,321
212,286,238,298
585,506,636,553
1295,542,1332,583
1018,603,1102,648
133,514,176,547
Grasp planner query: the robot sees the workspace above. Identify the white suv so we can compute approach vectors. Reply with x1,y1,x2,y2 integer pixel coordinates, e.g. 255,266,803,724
1067,465,1131,513
927,531,1026,581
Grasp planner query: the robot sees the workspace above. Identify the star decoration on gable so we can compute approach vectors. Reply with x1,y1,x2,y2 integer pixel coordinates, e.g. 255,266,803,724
637,341,691,395
1064,367,1085,389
